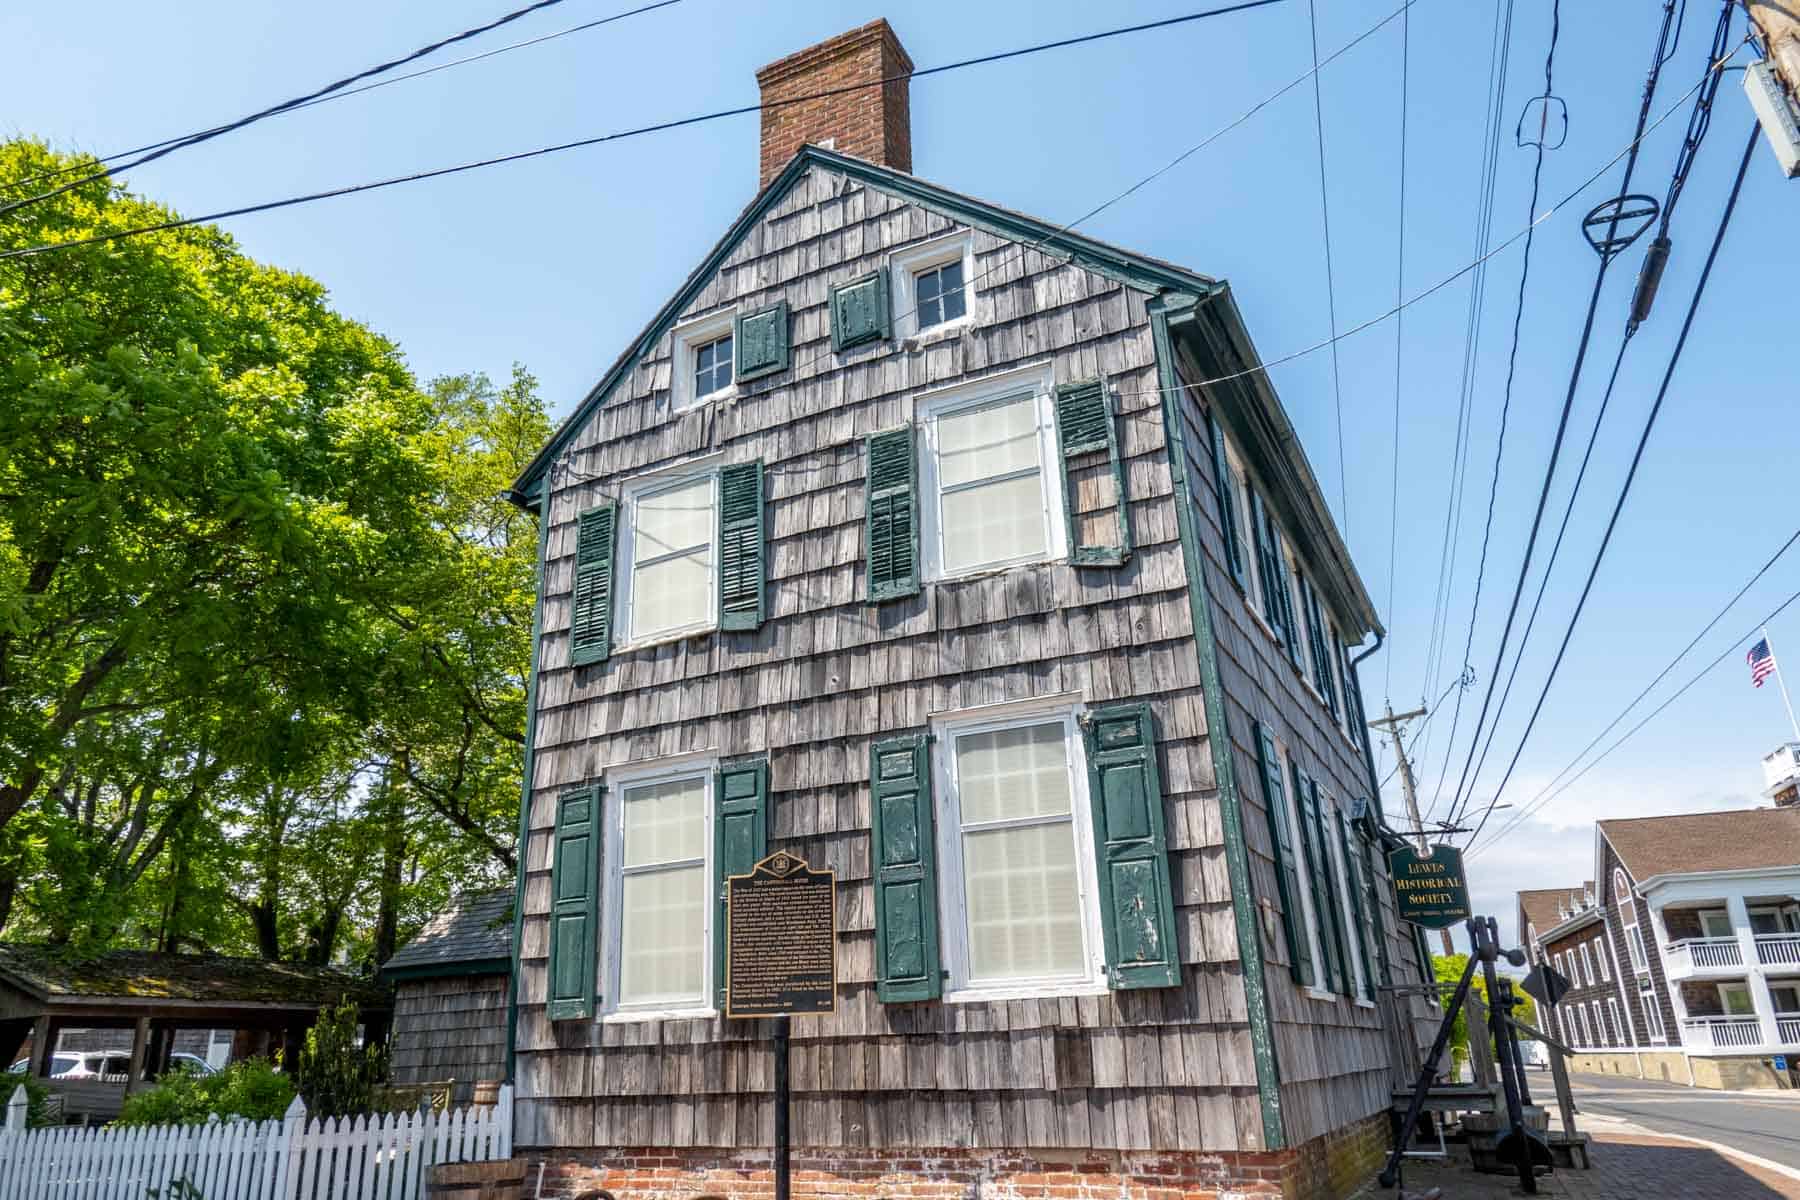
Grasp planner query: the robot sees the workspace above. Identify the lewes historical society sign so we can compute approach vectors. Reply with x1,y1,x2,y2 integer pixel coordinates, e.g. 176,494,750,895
725,851,837,1018
1387,843,1472,930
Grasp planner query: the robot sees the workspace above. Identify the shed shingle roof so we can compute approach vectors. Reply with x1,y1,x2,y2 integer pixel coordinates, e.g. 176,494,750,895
383,888,512,976
0,943,386,1009
1601,807,1800,882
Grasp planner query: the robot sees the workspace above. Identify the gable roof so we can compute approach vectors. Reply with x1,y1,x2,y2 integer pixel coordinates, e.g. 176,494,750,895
0,943,387,1010
1599,807,1800,883
507,144,1223,509
382,888,513,978
1517,886,1588,940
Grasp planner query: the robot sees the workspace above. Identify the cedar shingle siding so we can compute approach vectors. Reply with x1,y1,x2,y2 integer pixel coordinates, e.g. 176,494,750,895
512,160,1425,1154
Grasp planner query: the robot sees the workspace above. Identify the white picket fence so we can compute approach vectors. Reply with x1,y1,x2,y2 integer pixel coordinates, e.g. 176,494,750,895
0,1085,511,1200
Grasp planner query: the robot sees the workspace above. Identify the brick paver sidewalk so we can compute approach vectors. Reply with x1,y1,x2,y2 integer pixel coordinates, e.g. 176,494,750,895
1352,1132,1800,1199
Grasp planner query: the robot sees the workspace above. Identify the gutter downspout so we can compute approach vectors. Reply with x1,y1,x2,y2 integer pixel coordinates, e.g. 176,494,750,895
1150,291,1285,1152
1349,632,1385,818
504,487,551,1085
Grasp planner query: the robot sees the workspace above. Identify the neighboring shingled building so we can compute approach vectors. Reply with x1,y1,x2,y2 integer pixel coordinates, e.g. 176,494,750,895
383,888,512,1103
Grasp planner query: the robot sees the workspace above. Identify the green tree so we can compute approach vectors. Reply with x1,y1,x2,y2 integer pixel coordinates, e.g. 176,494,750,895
296,999,387,1119
1433,953,1541,1070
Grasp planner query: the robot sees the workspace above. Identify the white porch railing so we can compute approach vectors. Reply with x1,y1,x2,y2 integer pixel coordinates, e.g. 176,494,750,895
1664,936,1743,974
0,1084,511,1199
1778,1016,1800,1045
1681,1016,1764,1050
1755,934,1800,967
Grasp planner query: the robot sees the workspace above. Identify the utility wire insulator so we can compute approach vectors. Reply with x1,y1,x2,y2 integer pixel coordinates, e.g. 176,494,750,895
1629,236,1673,329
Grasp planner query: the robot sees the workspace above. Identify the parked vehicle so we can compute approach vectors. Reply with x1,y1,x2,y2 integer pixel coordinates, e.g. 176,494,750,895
8,1053,81,1077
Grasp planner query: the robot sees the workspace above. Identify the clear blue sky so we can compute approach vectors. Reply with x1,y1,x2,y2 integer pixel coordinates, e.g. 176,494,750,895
8,0,1797,933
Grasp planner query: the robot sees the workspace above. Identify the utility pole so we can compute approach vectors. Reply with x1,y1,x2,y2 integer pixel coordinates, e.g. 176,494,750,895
1746,2,1800,176
1369,703,1429,854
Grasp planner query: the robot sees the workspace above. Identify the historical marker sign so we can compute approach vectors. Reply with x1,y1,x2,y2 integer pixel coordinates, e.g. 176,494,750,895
726,851,837,1018
1387,843,1471,930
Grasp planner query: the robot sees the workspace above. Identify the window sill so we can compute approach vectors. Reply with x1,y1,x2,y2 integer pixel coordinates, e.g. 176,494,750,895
944,979,1108,1004
602,1005,717,1025
1304,987,1341,1004
900,316,974,349
1354,997,1377,1010
610,622,718,656
927,551,1062,588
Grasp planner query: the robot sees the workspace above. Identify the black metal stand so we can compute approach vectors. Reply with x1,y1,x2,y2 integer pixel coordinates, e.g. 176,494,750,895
773,1015,791,1200
1379,928,1479,1189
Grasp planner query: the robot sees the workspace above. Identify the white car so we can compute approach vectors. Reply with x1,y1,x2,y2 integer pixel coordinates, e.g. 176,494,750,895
7,1051,216,1079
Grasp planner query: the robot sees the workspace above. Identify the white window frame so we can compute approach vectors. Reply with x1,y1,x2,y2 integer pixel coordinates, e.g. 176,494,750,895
916,363,1067,582
1769,982,1800,1014
1698,908,1733,939
929,695,1107,1002
1625,922,1648,973
1273,739,1336,1003
1639,982,1666,1042
672,308,738,411
600,754,718,1020
1718,981,1756,1017
1323,793,1371,1006
1597,937,1611,981
890,230,977,340
612,455,723,650
1607,998,1624,1047
1580,943,1596,986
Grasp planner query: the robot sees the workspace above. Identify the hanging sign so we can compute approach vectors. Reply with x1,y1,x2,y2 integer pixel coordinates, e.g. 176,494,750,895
726,851,837,1018
1387,843,1471,930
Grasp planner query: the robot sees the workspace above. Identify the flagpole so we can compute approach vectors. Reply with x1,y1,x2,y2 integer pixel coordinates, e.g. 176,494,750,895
1765,626,1800,743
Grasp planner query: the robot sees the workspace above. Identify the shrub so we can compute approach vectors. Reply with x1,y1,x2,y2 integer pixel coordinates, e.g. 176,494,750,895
116,1058,295,1126
0,1070,54,1127
296,998,388,1119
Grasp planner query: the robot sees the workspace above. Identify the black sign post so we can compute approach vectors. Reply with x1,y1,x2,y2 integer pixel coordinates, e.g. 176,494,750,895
1387,842,1472,929
726,851,838,1200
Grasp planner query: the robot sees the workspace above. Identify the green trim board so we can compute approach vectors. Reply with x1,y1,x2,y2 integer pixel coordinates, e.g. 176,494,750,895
505,494,551,1083
1149,292,1285,1151
384,957,512,983
506,144,1225,507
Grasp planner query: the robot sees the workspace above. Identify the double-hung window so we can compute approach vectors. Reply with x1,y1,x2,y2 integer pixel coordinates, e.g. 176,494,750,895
1639,981,1666,1040
616,464,719,646
1580,943,1596,985
1597,938,1611,981
1608,998,1624,1046
919,366,1065,579
933,703,1103,995
605,765,713,1013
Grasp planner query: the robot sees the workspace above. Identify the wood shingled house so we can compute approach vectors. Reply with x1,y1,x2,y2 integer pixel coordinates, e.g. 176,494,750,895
502,20,1434,1199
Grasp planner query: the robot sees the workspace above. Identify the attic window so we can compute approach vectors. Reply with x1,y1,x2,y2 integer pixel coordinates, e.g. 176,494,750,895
672,309,738,410
891,231,976,339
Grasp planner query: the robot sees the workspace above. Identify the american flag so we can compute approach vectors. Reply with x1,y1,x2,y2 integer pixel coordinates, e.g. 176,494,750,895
1749,639,1777,688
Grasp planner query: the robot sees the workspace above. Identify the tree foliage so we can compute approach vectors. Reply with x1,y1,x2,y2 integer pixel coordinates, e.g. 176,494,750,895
116,1058,296,1126
0,140,546,963
1433,952,1541,1069
296,1000,388,1119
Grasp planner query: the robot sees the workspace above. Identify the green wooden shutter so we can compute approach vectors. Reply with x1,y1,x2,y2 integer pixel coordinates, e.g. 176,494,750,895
1363,834,1392,985
865,427,920,601
1269,525,1302,673
1053,379,1130,566
870,733,940,1001
1309,780,1354,996
734,301,790,382
546,785,601,1021
1340,641,1367,741
1206,410,1248,591
714,758,770,1007
717,460,766,631
831,269,891,351
1083,703,1181,989
1292,765,1344,995
1320,616,1343,721
570,504,618,667
1335,808,1376,1000
1412,923,1436,990
1254,722,1313,987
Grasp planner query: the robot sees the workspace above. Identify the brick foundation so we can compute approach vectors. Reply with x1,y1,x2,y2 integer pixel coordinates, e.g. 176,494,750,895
524,1113,1390,1200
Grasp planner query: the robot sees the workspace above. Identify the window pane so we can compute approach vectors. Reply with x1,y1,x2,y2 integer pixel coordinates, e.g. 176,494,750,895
621,777,706,868
955,722,1070,824
916,268,940,305
618,864,706,1004
962,822,1084,982
632,548,712,638
1722,984,1754,1015
941,472,1045,572
637,478,713,558
937,395,1040,486
938,261,967,322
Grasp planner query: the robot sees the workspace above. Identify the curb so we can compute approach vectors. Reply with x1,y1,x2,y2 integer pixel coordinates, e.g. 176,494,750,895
1584,1113,1800,1184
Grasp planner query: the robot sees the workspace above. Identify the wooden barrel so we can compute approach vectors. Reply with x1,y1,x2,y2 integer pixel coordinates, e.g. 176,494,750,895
424,1159,528,1200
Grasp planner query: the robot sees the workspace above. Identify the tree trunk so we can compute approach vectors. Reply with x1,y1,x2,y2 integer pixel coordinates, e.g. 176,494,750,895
371,774,406,968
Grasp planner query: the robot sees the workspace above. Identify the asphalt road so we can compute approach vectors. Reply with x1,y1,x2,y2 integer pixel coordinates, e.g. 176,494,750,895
1568,1071,1800,1172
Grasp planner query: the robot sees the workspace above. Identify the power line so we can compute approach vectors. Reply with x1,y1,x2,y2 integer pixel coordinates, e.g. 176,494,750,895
4,0,687,197
1383,1,1410,705
1459,121,1761,851
1304,0,1350,530
1469,526,1800,855
0,0,645,216
0,0,1287,260
1443,0,1695,831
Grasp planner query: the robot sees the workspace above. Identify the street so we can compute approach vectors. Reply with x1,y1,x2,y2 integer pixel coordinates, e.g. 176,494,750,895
1570,1072,1800,1173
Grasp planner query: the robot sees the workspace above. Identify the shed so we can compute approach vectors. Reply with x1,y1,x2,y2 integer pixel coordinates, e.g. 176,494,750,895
0,943,389,1122
382,888,512,1104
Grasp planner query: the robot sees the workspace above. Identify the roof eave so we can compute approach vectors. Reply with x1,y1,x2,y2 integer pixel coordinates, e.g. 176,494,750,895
508,144,1224,507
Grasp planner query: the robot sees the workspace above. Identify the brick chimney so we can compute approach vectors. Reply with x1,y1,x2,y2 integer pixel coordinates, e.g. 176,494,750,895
755,20,913,187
